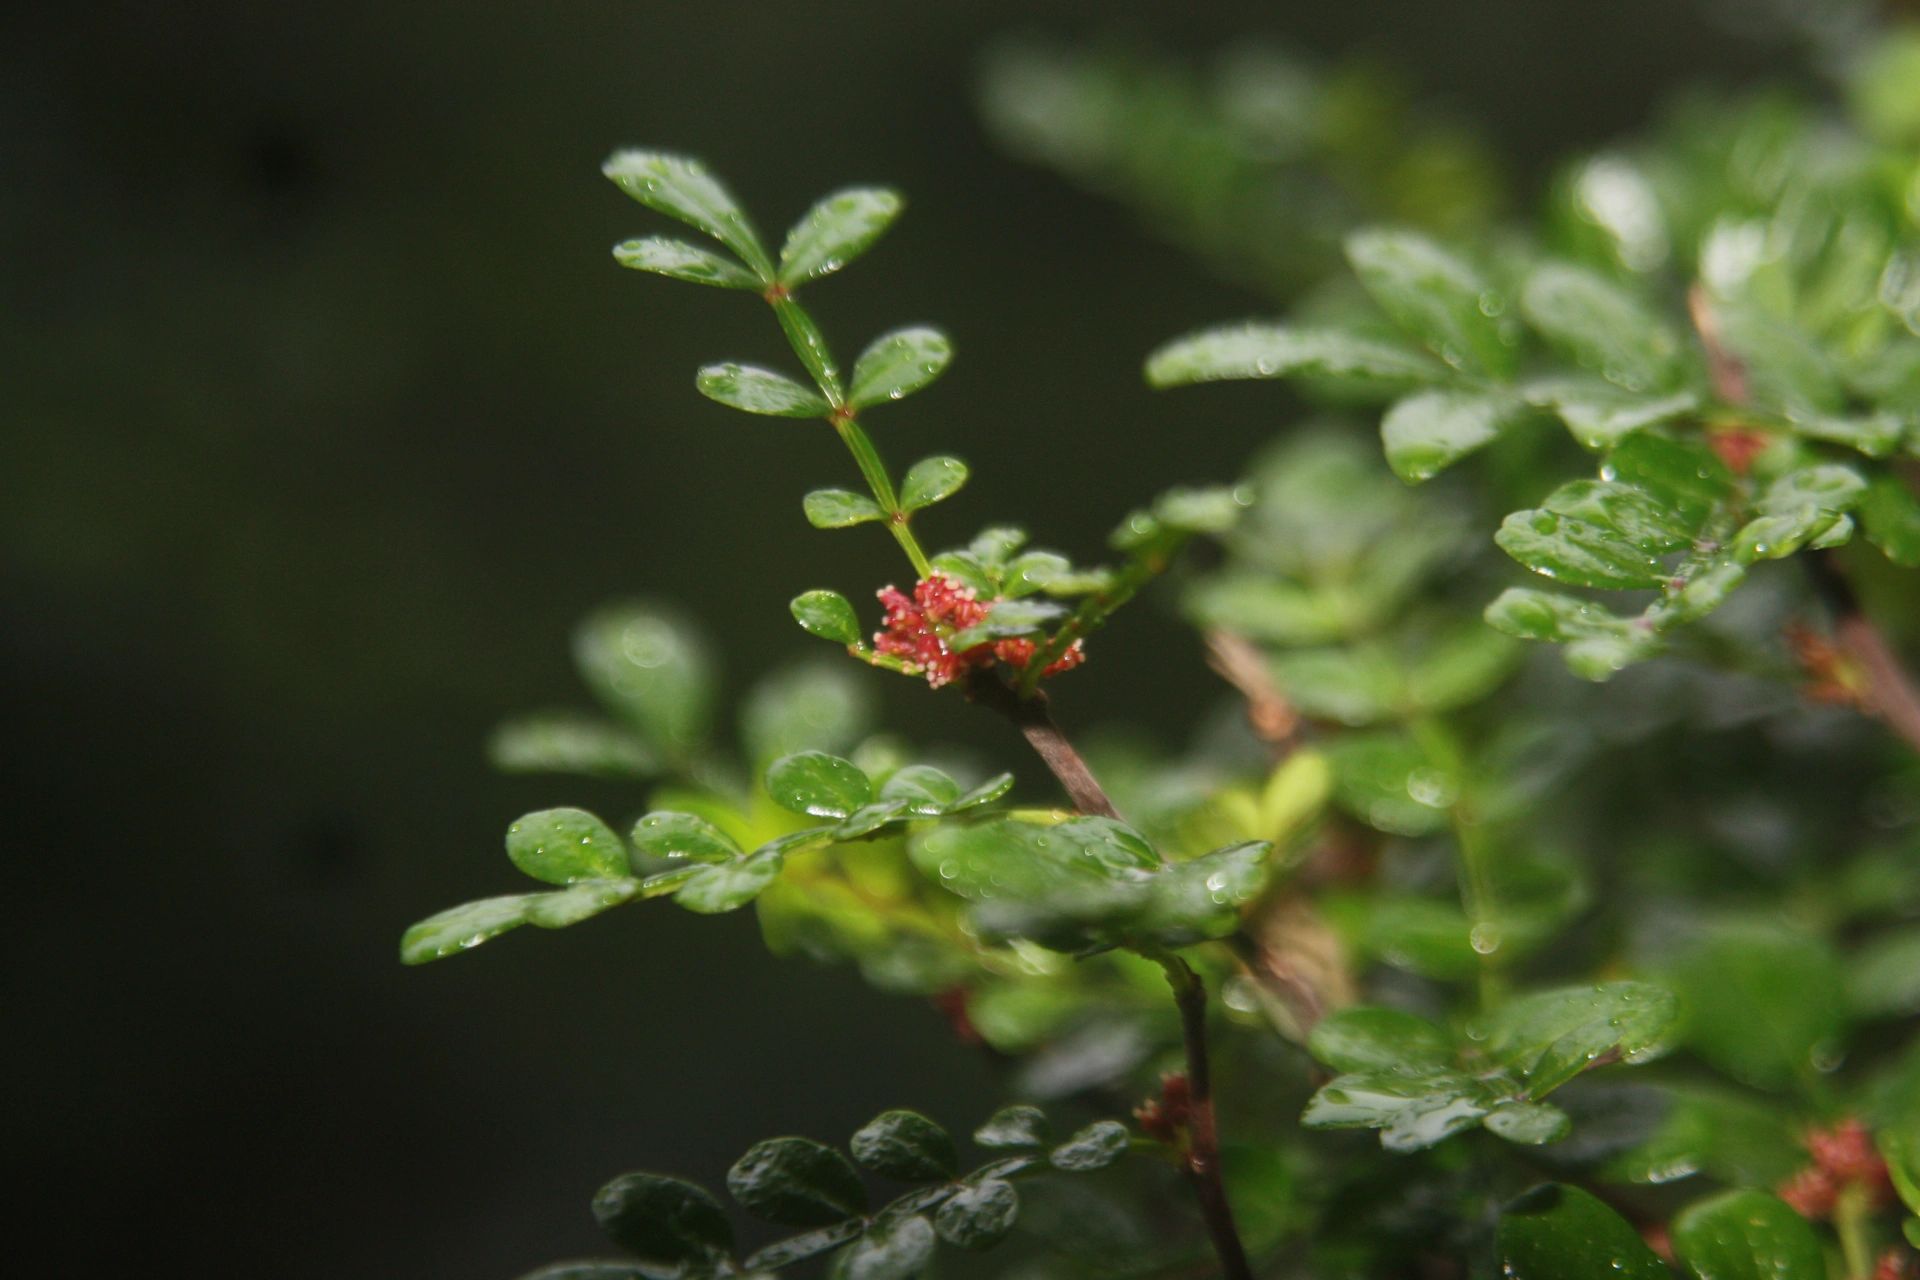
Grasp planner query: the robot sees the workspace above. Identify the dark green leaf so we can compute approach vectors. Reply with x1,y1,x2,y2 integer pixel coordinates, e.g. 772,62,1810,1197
1138,841,1275,945
1485,1102,1572,1145
974,1105,1049,1149
591,1171,734,1264
804,489,886,528
1324,732,1455,836
1862,474,1920,566
1380,389,1525,483
602,150,769,273
674,850,784,914
1849,930,1920,1017
1303,1068,1496,1151
613,235,761,289
727,1136,867,1226
1049,1120,1130,1171
1604,433,1734,527
697,363,830,417
744,1221,864,1272
946,599,1067,650
519,1262,647,1280
630,811,739,864
933,1179,1019,1250
1666,921,1846,1092
1495,506,1669,591
766,750,873,818
839,1215,935,1280
1345,228,1515,375
877,765,962,815
1520,264,1682,392
1671,1189,1825,1280
791,590,863,647
523,879,640,928
900,456,969,511
506,807,627,885
850,327,952,409
574,604,716,755
1524,378,1698,450
1497,1184,1669,1280
850,1110,957,1181
1308,1006,1454,1074
779,187,903,287
400,895,529,965
1481,981,1680,1095
1145,323,1445,395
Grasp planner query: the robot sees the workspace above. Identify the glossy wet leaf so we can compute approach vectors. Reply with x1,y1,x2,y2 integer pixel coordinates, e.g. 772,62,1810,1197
1302,1067,1496,1151
1603,432,1733,527
779,187,902,287
590,1171,734,1264
974,1105,1050,1149
674,850,784,914
1666,921,1846,1092
1345,228,1515,375
877,765,962,814
630,811,739,864
946,599,1065,650
949,773,1015,811
849,327,952,409
489,714,657,779
791,590,862,646
602,149,769,272
573,604,716,756
697,362,831,417
839,1215,935,1280
933,1179,1019,1250
1380,388,1524,483
1496,1183,1669,1280
1048,1120,1130,1171
1481,981,1680,1094
1145,322,1443,396
1524,378,1698,450
400,895,530,965
803,488,886,529
612,235,762,289
1308,1006,1454,1074
520,1263,648,1280
766,751,873,818
506,807,628,885
523,879,640,928
1485,1102,1572,1145
1520,263,1682,392
1495,505,1670,591
1137,841,1275,945
744,1221,864,1273
900,456,969,510
1323,731,1454,836
1670,1188,1825,1280
727,1136,867,1226
849,1110,956,1181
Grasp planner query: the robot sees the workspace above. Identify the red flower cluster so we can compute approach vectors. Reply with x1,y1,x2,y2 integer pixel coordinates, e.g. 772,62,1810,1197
873,573,1085,689
1777,1117,1892,1219
1135,1072,1194,1146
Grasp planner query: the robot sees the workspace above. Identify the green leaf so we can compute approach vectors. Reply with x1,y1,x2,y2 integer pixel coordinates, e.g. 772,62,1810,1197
1520,263,1682,392
1523,378,1699,450
804,488,886,528
1380,388,1525,483
520,1263,648,1280
974,1105,1049,1149
839,1215,935,1280
674,849,784,914
1671,1189,1825,1280
602,149,769,273
951,773,1015,811
1485,1102,1572,1146
912,816,1159,950
849,1110,957,1181
779,187,903,287
489,714,657,778
1497,1184,1669,1280
727,1136,867,1226
877,765,962,814
900,456,969,511
1303,1068,1496,1151
1666,921,1847,1093
1324,732,1455,836
506,807,627,885
1308,1006,1454,1074
1048,1120,1130,1171
742,662,875,767
1137,841,1275,945
1604,433,1733,527
697,363,831,417
1483,589,1655,679
744,1222,864,1273
574,604,716,756
523,879,640,928
1145,323,1444,395
590,1171,734,1265
946,598,1066,650
1496,507,1668,591
933,1179,1018,1250
630,811,739,864
849,327,953,409
1849,930,1920,1017
1861,475,1920,566
791,590,863,647
1481,982,1679,1095
400,895,529,965
1345,228,1515,375
612,235,762,289
766,751,873,818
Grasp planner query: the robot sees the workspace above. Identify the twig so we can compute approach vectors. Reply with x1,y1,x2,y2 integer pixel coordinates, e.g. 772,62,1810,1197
1204,630,1300,755
1689,282,1920,755
1142,949,1256,1280
964,669,1121,820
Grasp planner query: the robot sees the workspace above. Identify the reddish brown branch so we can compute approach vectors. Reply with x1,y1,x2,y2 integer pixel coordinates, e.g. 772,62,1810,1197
1205,629,1300,755
964,670,1121,819
1153,951,1255,1280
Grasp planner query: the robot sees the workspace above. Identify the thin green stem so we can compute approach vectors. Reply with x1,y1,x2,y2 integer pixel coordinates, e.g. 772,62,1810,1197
1833,1183,1874,1280
1016,531,1181,697
1409,716,1505,1009
766,289,933,579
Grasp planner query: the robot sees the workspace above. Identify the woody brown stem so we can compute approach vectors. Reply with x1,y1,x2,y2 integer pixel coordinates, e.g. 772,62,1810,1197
964,670,1121,820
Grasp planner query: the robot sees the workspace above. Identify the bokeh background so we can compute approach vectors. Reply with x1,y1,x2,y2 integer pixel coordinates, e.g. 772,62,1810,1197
2,1,1834,1273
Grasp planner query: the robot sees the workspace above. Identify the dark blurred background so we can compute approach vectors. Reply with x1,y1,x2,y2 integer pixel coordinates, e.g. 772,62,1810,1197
2,2,1818,1273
